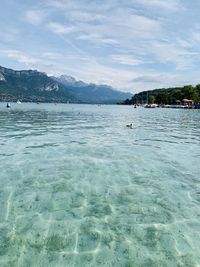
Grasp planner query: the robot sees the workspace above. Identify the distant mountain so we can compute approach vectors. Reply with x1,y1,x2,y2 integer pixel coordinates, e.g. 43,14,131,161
52,75,132,104
0,66,76,103
0,66,132,103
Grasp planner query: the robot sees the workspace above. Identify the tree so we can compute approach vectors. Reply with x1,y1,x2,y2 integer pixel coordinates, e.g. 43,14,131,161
148,95,155,104
182,85,196,100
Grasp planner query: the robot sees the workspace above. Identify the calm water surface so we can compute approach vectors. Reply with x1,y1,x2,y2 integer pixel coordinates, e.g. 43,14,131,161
0,103,200,267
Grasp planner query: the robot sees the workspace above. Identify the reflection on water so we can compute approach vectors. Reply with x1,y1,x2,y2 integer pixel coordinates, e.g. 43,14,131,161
0,103,200,266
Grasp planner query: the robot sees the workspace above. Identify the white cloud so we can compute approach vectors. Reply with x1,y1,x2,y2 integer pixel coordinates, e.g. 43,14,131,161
133,0,181,11
45,1,162,44
66,11,105,22
128,14,161,31
190,30,200,44
25,9,46,25
111,55,144,66
131,72,200,91
48,22,77,34
45,0,77,10
149,41,198,70
1,28,20,42
0,50,38,67
78,34,119,46
80,12,161,40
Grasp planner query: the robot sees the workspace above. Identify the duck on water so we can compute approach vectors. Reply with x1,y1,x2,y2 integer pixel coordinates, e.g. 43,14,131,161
126,123,133,129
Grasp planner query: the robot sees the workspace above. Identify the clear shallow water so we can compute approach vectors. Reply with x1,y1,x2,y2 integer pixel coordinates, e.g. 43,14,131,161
0,103,200,267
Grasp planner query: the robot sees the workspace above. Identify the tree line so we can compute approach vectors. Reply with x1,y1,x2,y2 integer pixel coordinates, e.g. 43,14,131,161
122,84,200,105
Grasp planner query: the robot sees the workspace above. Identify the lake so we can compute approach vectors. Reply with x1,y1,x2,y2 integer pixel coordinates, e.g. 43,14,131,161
0,103,199,267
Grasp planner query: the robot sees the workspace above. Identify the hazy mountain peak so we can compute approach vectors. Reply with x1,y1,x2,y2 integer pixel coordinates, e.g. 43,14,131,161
54,74,133,103
58,75,77,84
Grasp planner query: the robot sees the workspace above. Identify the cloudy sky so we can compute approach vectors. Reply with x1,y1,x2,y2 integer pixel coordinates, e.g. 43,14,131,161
1,0,200,93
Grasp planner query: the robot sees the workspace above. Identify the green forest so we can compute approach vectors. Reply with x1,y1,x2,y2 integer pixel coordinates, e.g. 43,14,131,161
123,84,200,105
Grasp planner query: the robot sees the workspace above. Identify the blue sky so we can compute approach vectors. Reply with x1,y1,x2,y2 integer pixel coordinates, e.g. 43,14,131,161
1,0,200,93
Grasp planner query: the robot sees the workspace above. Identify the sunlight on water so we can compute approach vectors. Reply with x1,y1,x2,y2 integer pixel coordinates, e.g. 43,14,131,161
0,103,200,267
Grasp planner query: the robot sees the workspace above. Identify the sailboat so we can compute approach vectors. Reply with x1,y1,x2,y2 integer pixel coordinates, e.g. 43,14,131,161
17,100,21,104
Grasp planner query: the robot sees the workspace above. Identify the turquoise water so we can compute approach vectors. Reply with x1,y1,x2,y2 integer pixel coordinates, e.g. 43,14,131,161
0,103,199,267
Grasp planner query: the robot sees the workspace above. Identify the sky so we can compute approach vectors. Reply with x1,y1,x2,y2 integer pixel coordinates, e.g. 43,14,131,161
1,0,200,93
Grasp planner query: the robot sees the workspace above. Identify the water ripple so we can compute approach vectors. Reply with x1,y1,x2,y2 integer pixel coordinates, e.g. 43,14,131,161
0,103,199,266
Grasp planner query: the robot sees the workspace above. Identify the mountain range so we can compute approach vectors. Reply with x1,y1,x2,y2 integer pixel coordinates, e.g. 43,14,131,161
0,66,132,104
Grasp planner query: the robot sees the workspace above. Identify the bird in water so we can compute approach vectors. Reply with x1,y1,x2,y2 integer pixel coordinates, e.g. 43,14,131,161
6,103,10,108
126,123,133,129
